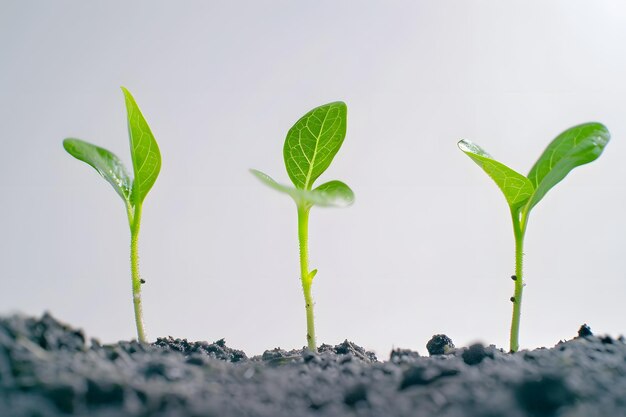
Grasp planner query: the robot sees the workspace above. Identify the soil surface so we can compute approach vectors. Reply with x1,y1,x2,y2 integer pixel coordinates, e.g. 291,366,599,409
1,314,625,417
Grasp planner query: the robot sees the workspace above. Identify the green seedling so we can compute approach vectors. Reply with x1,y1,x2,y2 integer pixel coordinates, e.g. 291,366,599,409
63,87,161,343
458,122,609,352
251,102,354,350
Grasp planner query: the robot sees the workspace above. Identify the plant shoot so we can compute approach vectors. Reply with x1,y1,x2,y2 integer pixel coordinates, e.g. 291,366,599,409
63,87,161,343
251,102,354,350
458,122,609,352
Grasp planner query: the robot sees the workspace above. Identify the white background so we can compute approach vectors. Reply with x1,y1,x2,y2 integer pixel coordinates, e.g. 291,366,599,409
1,1,625,357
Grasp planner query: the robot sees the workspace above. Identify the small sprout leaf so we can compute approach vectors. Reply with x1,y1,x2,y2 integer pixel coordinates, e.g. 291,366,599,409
250,169,300,200
458,139,534,209
283,102,347,190
308,269,318,281
63,138,132,202
251,170,354,208
311,180,354,207
122,87,161,205
526,122,610,209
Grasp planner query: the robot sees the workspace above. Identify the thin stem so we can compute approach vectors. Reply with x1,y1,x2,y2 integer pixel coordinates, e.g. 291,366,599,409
129,203,146,343
297,203,316,351
509,208,527,353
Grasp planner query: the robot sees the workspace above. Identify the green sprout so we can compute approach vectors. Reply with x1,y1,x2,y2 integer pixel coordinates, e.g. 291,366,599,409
251,102,354,350
458,122,610,352
63,87,161,343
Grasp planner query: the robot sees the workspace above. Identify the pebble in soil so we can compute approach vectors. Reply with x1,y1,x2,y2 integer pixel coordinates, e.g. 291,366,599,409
1,314,626,417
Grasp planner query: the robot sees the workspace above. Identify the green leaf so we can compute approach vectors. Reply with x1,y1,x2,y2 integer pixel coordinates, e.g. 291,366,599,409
250,169,297,198
458,139,535,209
283,102,347,190
526,122,610,209
312,180,354,207
250,169,354,208
122,87,161,205
63,138,132,202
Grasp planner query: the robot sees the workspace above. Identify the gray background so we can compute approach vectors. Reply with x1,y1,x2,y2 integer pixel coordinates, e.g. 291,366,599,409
1,1,625,356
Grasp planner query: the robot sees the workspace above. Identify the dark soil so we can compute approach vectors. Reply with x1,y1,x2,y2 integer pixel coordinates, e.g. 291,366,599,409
1,314,625,417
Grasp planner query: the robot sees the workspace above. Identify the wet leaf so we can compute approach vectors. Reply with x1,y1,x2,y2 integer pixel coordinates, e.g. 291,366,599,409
63,138,132,202
458,139,534,209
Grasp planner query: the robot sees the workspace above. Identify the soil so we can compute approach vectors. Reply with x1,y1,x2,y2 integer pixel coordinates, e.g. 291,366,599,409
1,314,625,417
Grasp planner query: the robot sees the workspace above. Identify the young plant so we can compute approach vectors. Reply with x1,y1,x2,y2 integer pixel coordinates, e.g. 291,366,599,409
458,122,609,352
251,102,354,351
62,87,161,343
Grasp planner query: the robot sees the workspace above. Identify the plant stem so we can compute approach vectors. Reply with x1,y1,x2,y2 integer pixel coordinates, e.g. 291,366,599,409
297,203,316,351
128,203,146,343
509,208,527,353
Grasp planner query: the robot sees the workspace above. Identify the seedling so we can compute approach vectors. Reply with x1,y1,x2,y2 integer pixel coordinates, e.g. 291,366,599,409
458,122,609,352
251,102,354,350
63,87,161,343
